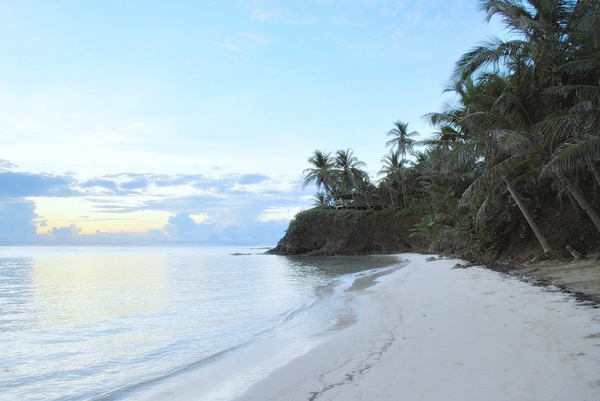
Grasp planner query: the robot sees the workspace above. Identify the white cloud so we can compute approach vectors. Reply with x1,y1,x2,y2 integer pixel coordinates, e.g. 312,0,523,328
158,210,287,245
0,201,39,244
258,206,304,222
163,212,204,236
0,159,17,171
49,224,83,238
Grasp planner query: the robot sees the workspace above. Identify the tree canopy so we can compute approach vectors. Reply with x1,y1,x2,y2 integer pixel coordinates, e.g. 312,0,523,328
300,0,600,258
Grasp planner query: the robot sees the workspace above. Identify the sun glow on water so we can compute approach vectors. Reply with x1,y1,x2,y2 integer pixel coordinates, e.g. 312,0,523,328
32,251,169,327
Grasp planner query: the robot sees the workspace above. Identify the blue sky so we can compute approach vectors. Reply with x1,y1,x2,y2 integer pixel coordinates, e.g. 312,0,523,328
0,0,504,246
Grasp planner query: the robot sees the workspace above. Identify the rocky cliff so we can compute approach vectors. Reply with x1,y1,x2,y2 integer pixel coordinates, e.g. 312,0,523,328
269,208,421,256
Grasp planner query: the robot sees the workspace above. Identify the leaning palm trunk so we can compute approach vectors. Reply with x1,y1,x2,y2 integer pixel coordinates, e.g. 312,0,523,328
504,178,554,254
587,157,600,189
559,174,600,233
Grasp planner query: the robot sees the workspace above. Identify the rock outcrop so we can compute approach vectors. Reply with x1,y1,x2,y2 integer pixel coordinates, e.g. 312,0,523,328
269,208,421,256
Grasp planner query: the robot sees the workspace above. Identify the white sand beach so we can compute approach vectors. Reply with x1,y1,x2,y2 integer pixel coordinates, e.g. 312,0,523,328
236,253,600,401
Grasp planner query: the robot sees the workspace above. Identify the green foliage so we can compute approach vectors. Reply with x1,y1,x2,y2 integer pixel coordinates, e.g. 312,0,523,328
291,0,600,258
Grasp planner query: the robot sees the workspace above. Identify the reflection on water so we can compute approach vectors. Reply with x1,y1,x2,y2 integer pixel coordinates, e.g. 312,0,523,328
32,252,169,327
285,255,400,278
0,257,35,332
0,247,403,401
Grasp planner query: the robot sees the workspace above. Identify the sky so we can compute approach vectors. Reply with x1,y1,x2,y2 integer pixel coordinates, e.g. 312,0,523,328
0,0,504,246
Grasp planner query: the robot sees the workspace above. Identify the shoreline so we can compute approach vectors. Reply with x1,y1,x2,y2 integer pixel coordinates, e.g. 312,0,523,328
487,256,600,305
235,253,600,401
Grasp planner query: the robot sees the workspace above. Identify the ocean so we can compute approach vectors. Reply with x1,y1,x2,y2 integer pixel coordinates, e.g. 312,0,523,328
0,246,401,400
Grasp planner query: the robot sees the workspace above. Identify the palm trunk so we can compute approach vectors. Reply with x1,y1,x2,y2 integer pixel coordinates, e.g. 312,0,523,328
560,174,600,233
400,177,406,207
565,190,585,218
587,158,600,189
504,178,553,253
388,186,395,207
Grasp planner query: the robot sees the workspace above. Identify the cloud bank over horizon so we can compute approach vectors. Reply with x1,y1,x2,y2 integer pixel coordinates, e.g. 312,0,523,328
0,161,306,246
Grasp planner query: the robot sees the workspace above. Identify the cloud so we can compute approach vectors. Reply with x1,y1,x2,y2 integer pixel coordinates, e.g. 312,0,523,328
49,224,83,238
0,201,39,244
237,173,270,185
79,178,119,190
76,173,187,195
118,176,150,190
0,171,77,199
162,210,288,245
164,212,205,236
161,211,229,243
0,161,304,246
78,172,258,195
210,217,289,246
258,206,304,222
89,182,305,215
78,172,284,205
0,160,18,171
31,213,287,246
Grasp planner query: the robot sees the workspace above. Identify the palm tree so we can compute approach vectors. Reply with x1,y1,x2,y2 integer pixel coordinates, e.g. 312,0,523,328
302,150,335,195
385,120,418,158
443,0,591,253
455,0,575,89
333,149,367,196
312,191,332,208
378,150,404,206
440,71,555,253
385,121,418,206
540,87,600,232
563,0,600,79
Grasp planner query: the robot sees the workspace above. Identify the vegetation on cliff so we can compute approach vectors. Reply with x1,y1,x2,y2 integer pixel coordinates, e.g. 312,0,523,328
270,208,421,256
274,0,600,259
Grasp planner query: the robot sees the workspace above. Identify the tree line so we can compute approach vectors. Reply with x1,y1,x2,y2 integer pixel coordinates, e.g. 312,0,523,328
302,0,600,257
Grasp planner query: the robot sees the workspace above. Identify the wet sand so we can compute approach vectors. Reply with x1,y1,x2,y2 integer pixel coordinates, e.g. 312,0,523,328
236,253,600,401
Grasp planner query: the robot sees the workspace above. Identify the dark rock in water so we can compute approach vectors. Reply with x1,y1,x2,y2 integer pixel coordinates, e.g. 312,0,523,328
425,257,437,262
230,253,251,256
268,208,421,256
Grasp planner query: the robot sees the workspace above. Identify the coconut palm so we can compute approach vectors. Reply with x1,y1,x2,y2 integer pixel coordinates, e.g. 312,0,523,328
302,150,335,195
385,121,418,159
443,0,595,253
563,0,600,79
539,86,600,232
455,0,575,89
312,191,333,208
384,122,418,206
440,71,556,253
333,149,368,196
378,150,404,206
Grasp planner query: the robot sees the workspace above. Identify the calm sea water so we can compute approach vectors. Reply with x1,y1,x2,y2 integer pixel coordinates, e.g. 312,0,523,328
0,246,400,401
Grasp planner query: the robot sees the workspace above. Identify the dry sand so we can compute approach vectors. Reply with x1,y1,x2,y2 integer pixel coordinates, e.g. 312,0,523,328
236,253,600,401
513,255,600,303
